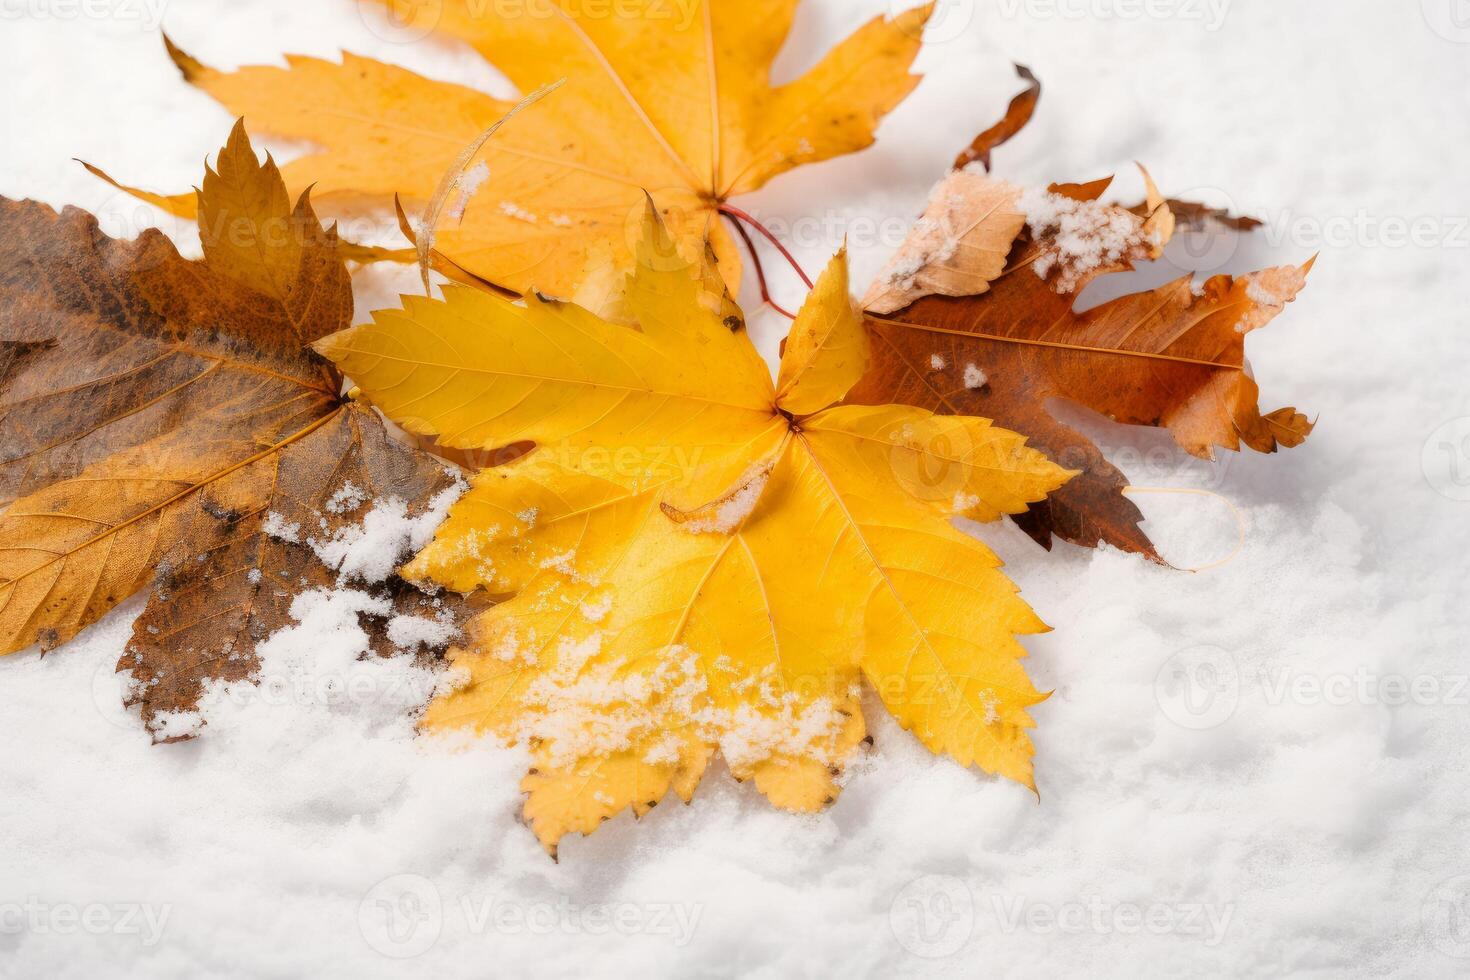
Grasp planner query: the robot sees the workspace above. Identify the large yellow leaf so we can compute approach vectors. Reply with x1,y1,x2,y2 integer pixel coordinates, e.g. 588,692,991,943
101,1,933,301
319,206,1073,854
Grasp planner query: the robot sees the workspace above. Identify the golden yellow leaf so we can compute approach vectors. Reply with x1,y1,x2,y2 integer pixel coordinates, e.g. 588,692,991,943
318,205,1073,854
773,245,868,415
98,1,933,302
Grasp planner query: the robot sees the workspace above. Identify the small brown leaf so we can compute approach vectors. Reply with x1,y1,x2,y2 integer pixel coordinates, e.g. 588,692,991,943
853,164,1314,561
954,64,1041,172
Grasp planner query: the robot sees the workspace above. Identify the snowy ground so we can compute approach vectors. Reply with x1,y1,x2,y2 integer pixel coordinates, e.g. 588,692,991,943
3,0,1469,976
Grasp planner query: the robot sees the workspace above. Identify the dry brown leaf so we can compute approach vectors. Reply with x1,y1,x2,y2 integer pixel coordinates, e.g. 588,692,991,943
953,64,1041,172
852,165,1313,562
0,122,478,736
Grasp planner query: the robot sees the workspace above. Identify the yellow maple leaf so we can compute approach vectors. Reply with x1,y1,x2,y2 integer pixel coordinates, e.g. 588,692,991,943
315,207,1073,855
101,0,933,302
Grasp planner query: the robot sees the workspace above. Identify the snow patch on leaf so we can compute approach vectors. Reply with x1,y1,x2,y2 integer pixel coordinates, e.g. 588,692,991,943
1019,187,1153,293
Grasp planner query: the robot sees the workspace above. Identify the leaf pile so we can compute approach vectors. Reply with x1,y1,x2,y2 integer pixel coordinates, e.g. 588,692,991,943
0,2,1321,856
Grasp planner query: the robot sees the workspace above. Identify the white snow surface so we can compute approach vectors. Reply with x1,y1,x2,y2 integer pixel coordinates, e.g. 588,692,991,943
3,1,1469,977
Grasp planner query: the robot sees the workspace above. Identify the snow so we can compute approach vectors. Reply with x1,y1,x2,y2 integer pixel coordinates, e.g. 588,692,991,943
680,461,774,534
260,511,302,544
962,363,987,389
498,200,538,224
446,161,488,222
3,1,1469,977
1019,184,1152,292
308,484,466,586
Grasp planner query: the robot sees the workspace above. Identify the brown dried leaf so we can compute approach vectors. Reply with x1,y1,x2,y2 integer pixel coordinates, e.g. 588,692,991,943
119,404,487,739
0,123,478,733
853,167,1314,561
953,64,1041,172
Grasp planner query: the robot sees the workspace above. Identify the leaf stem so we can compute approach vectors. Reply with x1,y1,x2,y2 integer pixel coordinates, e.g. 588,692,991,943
718,203,813,321
718,204,813,287
724,216,798,320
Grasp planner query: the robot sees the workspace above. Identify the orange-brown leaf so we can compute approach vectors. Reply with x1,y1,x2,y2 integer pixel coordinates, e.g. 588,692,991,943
852,161,1314,561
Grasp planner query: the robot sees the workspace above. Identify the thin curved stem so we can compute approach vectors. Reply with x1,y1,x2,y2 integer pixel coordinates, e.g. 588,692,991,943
724,216,798,319
718,203,814,287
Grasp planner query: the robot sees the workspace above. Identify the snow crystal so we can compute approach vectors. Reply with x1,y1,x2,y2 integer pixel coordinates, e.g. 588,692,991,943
324,481,366,515
1246,279,1282,306
447,161,489,222
191,586,451,727
963,363,988,389
929,353,947,370
489,626,539,665
307,480,466,586
641,733,684,765
147,709,205,741
499,200,538,224
1018,186,1152,293
261,512,301,544
713,697,847,771
952,491,981,513
246,568,262,585
682,463,772,535
579,592,613,624
386,613,457,652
